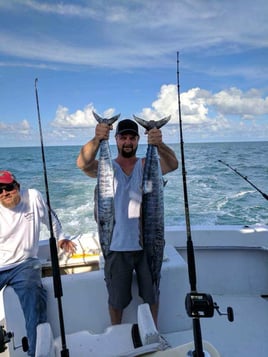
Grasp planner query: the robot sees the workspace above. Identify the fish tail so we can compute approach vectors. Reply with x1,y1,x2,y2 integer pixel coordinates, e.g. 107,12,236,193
133,115,171,130
93,111,120,126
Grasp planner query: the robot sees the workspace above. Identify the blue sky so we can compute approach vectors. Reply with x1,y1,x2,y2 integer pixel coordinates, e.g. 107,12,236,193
0,0,268,147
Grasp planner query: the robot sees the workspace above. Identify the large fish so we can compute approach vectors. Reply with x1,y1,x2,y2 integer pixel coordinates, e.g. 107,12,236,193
93,111,120,258
133,115,171,294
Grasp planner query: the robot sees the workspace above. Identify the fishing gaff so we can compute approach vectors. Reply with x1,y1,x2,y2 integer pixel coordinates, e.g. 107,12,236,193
176,52,205,356
35,79,69,357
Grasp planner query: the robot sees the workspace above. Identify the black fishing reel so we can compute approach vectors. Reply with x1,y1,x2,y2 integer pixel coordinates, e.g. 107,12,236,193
0,326,13,353
0,325,29,354
185,293,234,322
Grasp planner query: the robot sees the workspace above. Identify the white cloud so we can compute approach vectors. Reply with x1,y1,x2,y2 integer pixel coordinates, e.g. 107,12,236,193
129,84,268,142
0,119,30,134
141,85,268,124
52,104,118,128
21,1,97,18
1,0,268,70
209,88,268,117
49,85,268,143
52,104,96,128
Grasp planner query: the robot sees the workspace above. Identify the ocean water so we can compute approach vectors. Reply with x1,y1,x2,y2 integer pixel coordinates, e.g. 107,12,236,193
0,142,267,239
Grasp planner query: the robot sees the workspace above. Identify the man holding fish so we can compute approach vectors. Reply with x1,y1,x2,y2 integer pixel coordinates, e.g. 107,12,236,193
77,114,178,327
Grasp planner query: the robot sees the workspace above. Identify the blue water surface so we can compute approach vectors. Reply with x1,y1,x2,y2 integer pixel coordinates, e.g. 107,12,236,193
0,141,267,238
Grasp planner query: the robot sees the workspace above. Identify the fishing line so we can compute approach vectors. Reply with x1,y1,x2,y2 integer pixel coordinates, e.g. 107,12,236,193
35,78,69,357
218,159,268,201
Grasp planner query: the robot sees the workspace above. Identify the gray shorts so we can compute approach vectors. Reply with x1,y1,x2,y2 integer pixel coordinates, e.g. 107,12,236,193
104,250,159,310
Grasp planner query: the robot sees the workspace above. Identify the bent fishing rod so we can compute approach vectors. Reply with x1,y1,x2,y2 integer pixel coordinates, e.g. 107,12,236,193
35,79,69,357
218,159,268,201
176,53,233,357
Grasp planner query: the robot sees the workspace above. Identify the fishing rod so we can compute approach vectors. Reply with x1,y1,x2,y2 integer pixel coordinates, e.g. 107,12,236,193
176,53,233,357
35,78,69,357
218,159,268,201
176,55,197,292
176,51,205,357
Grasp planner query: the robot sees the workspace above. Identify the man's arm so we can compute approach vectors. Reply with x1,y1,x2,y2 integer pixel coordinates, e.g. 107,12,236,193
148,128,179,174
76,137,100,178
157,142,178,174
76,123,111,178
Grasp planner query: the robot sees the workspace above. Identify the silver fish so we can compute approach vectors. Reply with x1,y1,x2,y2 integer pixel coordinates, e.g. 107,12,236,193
133,115,171,294
93,111,120,258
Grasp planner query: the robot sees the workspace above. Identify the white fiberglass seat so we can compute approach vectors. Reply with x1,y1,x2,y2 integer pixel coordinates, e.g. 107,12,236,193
36,303,160,357
35,302,220,357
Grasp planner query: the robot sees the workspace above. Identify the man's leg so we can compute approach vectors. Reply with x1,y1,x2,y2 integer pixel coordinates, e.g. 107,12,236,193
109,305,123,325
11,259,47,357
149,302,159,328
136,251,160,327
105,252,133,325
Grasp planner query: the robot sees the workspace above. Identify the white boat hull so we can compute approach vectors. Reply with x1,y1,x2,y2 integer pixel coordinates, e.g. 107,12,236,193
1,224,268,357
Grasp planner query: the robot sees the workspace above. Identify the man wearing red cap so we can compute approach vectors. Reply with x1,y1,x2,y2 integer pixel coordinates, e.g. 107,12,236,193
0,170,76,356
76,118,178,329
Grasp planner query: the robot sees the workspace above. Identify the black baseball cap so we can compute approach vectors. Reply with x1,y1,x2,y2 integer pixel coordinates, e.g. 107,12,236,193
115,119,139,136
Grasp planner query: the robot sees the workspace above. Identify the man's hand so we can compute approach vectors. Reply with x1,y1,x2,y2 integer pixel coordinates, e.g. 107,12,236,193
58,239,77,254
95,123,113,142
147,127,163,146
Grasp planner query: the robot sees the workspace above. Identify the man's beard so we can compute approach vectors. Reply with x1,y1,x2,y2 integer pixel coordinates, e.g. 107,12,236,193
120,145,137,158
0,192,20,209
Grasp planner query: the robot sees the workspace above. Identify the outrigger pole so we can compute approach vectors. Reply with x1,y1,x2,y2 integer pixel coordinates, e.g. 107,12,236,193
35,79,70,357
218,159,268,201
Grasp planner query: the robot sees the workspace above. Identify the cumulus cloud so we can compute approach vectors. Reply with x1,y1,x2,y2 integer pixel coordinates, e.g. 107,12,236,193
208,88,268,118
51,104,118,128
48,84,268,143
52,104,96,128
0,119,30,134
138,85,268,126
2,85,267,145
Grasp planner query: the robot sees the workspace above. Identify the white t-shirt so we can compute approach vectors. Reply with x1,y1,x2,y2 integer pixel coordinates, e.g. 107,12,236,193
0,188,65,270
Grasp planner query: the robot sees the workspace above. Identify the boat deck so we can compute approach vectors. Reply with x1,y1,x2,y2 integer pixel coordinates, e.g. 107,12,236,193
2,226,268,356
2,293,267,357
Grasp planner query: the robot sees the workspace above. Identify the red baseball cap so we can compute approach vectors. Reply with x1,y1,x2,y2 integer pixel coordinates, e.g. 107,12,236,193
0,171,17,184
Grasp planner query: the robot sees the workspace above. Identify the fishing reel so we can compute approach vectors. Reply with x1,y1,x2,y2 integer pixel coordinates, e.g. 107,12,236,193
0,325,29,354
0,326,12,353
185,293,234,322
